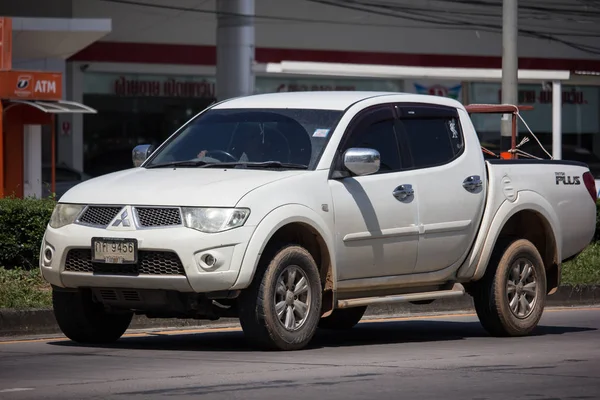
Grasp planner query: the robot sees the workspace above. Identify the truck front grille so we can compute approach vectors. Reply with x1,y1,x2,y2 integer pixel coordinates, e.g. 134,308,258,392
134,207,182,227
76,205,183,228
78,206,123,227
64,249,186,276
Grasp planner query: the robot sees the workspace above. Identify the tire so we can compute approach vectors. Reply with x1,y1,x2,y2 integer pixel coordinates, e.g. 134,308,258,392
318,306,367,330
238,244,322,351
52,289,133,344
473,238,547,337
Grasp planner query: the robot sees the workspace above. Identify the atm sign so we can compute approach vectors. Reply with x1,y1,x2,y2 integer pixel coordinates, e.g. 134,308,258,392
0,71,62,100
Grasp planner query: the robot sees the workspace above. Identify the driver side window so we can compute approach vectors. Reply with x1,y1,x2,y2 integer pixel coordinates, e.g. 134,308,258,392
342,106,402,174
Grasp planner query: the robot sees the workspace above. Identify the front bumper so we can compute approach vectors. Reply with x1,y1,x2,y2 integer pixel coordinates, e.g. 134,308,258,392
40,223,255,293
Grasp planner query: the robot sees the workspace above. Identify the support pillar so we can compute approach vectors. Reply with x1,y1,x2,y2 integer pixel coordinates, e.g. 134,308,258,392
216,0,255,101
58,61,83,172
552,80,562,159
23,124,42,198
501,0,518,152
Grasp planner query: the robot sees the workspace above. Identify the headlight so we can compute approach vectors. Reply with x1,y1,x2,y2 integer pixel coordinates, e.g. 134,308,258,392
182,207,250,233
49,204,85,229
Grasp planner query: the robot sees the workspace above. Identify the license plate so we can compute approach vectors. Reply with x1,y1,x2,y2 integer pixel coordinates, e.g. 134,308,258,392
91,237,138,264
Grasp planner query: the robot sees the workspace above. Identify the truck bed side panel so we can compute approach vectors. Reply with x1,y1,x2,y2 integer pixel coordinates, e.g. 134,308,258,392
457,159,596,280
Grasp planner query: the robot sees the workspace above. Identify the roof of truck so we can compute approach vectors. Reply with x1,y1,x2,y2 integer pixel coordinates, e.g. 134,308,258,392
212,91,465,111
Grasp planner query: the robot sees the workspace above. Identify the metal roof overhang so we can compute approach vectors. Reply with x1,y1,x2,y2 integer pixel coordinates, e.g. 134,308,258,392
257,61,571,83
3,99,97,114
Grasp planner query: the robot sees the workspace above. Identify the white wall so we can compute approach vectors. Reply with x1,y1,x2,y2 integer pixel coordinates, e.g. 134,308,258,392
71,0,600,60
23,125,43,199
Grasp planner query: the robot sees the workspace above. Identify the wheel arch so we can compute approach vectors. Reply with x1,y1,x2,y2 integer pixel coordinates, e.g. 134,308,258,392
470,192,562,295
494,209,560,294
231,204,337,316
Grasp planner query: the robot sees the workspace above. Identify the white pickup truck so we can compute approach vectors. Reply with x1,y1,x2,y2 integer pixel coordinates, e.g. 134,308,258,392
41,91,597,351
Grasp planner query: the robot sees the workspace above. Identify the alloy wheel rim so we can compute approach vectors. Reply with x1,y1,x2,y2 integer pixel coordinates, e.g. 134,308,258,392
274,265,311,331
506,257,538,319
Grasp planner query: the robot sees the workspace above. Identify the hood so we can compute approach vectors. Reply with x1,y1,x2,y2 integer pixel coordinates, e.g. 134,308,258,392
60,167,306,207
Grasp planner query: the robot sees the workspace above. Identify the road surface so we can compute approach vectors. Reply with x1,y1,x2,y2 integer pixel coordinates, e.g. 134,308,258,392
1,307,599,399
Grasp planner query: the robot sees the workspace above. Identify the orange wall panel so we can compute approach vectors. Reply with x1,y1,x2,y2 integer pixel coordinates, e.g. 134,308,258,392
0,103,3,197
0,17,11,72
4,113,23,198
2,103,52,198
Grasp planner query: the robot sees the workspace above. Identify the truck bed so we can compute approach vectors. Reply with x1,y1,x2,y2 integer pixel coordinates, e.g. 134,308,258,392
485,158,596,262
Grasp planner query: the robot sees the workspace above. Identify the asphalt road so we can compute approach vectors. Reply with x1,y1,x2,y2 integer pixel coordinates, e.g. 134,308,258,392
1,307,599,400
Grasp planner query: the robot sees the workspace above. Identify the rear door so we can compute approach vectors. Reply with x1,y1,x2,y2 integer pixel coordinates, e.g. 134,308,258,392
328,104,419,281
394,103,487,274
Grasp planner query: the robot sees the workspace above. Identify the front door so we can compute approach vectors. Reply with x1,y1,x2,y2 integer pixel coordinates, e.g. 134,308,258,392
394,104,487,274
329,105,419,281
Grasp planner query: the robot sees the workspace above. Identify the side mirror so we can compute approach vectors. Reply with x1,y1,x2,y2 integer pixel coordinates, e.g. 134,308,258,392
343,147,380,176
132,144,155,167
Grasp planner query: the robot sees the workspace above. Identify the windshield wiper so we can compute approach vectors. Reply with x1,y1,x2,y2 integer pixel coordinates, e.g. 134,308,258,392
145,160,210,169
200,161,308,170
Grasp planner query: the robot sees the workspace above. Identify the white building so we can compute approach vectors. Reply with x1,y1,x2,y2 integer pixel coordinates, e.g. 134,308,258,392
5,0,600,180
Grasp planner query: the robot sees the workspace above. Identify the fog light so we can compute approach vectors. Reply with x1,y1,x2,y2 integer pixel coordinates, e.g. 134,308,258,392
42,245,54,266
204,254,217,267
194,246,234,272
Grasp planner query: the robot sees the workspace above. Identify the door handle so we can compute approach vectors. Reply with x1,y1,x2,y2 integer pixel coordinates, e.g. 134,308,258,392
463,175,483,192
393,184,414,200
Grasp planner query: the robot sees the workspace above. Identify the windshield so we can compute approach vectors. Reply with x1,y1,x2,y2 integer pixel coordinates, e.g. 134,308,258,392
146,108,343,170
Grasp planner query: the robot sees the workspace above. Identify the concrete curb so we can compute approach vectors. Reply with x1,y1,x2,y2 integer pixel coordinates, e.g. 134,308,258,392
1,284,598,338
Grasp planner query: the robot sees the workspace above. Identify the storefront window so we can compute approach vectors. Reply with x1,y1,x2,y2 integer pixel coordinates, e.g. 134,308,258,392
82,73,216,177
82,72,403,177
469,83,600,177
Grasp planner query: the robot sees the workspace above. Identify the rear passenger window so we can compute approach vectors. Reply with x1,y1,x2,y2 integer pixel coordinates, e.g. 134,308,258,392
397,113,464,169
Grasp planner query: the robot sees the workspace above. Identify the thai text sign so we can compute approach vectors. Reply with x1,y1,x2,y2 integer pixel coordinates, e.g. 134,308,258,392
83,73,402,97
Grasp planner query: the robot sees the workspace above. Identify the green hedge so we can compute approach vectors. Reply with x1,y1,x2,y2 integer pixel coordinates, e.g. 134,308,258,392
0,197,55,270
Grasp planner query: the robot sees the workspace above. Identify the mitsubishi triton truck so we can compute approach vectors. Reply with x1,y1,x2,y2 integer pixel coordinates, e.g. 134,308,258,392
40,91,597,351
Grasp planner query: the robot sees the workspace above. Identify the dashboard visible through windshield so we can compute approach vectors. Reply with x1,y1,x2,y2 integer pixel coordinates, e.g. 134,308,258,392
146,108,344,170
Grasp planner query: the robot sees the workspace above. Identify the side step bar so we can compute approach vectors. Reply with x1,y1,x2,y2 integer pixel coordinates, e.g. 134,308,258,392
336,283,466,309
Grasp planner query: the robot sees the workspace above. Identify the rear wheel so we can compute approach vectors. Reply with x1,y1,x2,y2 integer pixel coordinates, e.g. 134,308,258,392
473,238,547,337
238,245,322,351
318,306,367,330
52,289,133,344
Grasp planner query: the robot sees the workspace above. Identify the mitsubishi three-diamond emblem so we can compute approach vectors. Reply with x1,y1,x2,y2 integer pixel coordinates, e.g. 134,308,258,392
112,209,131,227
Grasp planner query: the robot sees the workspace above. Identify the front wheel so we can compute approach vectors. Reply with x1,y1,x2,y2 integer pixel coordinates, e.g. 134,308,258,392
473,238,547,337
238,245,322,351
52,289,133,344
